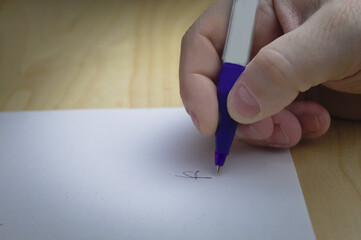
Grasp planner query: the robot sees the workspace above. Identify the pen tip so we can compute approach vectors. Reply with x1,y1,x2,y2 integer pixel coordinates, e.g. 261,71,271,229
216,165,221,173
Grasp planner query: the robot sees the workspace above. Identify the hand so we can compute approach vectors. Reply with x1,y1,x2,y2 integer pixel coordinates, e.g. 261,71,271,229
179,0,361,147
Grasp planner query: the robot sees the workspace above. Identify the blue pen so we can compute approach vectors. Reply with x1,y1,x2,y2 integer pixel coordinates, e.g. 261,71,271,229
215,0,258,172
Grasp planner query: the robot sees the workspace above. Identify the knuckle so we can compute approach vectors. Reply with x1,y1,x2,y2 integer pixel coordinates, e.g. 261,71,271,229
340,1,361,22
255,47,308,92
322,1,361,33
181,24,199,52
317,1,361,76
181,29,192,50
257,0,273,18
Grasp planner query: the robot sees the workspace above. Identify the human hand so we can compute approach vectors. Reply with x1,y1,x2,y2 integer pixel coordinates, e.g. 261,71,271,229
179,0,361,147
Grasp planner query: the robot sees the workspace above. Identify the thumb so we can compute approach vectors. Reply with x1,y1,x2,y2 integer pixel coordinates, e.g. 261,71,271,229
227,2,361,124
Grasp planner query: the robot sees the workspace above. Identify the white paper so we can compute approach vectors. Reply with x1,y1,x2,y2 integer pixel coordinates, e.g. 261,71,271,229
0,108,315,240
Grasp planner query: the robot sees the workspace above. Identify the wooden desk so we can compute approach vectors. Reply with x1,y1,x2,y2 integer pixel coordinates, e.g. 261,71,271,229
1,0,360,239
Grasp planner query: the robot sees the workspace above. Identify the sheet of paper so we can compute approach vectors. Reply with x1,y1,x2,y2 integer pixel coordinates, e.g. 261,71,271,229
0,108,315,240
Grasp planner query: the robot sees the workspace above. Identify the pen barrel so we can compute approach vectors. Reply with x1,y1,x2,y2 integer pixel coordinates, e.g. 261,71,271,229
215,63,245,157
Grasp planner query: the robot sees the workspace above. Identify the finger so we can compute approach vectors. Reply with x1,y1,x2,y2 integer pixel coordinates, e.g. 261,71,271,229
250,0,283,59
179,0,233,136
238,109,302,148
228,2,361,124
235,117,273,140
286,101,331,139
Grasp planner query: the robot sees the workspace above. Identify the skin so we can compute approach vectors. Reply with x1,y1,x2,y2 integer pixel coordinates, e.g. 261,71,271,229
179,0,361,147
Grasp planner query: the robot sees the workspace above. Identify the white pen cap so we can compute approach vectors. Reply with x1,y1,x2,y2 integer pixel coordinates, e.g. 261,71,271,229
222,0,259,66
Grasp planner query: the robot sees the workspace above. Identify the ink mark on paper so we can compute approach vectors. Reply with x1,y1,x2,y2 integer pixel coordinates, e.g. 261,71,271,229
175,171,212,180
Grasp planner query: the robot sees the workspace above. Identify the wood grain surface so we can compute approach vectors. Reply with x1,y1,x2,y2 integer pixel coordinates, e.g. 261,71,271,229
0,0,208,110
1,0,360,239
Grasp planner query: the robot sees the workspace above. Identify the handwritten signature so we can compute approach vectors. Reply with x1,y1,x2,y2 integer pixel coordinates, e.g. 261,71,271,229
175,171,212,180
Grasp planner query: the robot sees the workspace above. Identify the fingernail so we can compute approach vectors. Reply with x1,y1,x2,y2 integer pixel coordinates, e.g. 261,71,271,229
267,124,290,147
300,115,320,133
236,125,263,140
190,111,200,131
230,84,260,118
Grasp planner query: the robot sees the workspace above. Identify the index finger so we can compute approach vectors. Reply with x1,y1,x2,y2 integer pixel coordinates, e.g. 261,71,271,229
179,0,233,136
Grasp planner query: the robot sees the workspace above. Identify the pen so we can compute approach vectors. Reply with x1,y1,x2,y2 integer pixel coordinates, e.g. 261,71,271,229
215,0,258,172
